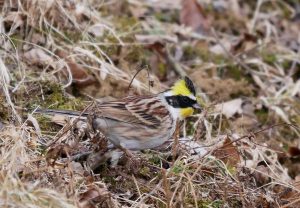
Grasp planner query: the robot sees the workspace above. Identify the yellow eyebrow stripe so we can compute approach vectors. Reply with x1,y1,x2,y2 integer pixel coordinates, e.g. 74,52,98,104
171,79,191,96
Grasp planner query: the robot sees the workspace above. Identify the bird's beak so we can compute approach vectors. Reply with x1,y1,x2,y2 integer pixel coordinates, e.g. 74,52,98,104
193,103,201,110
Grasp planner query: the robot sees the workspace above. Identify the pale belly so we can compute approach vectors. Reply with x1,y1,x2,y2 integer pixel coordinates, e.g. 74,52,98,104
108,125,176,150
93,116,176,150
118,136,169,150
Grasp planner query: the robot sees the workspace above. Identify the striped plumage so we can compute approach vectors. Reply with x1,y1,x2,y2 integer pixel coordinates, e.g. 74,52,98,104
36,76,200,151
91,94,175,150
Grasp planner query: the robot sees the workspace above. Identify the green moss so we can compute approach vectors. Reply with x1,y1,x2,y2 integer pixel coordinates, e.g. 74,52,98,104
9,34,24,48
183,45,208,62
44,84,65,107
139,166,151,177
183,44,229,66
0,95,10,121
282,5,293,18
139,183,151,194
56,97,85,111
156,200,167,208
210,200,223,208
281,60,291,70
291,115,300,127
171,161,185,174
154,10,179,23
226,165,237,175
62,30,82,43
261,52,277,65
47,27,82,43
158,63,167,77
124,46,148,64
214,54,230,65
200,200,223,208
97,32,120,56
148,154,161,166
35,115,61,134
26,80,85,111
34,25,81,44
103,175,117,186
115,16,139,31
184,198,223,208
186,118,200,135
282,143,289,151
223,64,242,80
254,108,269,124
183,45,197,60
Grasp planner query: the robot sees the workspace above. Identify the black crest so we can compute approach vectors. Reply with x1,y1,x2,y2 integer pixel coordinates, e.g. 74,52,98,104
184,76,196,96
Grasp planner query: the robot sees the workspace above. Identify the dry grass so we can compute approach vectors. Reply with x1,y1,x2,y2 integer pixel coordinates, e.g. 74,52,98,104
0,0,300,207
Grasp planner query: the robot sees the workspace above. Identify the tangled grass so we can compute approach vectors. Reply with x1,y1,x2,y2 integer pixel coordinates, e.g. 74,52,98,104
0,0,300,207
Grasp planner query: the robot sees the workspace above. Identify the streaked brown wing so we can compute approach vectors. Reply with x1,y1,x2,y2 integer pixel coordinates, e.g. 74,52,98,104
93,95,164,127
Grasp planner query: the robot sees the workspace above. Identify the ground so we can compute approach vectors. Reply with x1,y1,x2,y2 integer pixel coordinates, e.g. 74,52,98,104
0,0,300,207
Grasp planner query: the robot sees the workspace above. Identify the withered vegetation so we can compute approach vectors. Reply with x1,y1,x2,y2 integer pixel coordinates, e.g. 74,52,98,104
0,0,300,207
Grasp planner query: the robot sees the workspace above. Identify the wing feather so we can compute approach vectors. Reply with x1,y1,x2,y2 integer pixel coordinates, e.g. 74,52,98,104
94,95,164,127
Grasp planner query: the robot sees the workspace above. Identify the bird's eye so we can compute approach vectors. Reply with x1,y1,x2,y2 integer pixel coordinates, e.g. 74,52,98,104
183,97,189,103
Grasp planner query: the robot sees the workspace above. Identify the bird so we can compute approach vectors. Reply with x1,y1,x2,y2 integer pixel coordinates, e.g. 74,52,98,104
36,76,201,151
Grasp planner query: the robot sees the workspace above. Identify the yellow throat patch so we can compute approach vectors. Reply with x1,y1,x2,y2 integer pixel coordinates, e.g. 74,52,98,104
180,107,194,118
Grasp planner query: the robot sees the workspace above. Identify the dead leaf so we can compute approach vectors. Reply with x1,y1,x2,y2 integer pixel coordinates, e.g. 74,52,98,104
27,114,42,137
276,177,300,207
179,139,208,156
87,24,105,37
215,98,243,118
78,185,110,208
288,146,300,157
51,114,69,126
46,144,72,165
232,33,258,55
294,175,300,189
70,161,84,175
0,121,4,130
4,12,24,31
146,42,166,57
253,165,271,186
56,50,97,87
23,48,54,66
0,57,10,84
180,0,209,34
213,136,240,168
30,33,46,45
129,3,148,18
209,39,232,55
135,34,178,44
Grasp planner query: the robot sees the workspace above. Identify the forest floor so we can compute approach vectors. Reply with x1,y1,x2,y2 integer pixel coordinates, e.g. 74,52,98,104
0,0,300,207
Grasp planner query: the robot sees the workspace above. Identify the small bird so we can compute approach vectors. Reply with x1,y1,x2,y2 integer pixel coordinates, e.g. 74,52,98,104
37,76,201,151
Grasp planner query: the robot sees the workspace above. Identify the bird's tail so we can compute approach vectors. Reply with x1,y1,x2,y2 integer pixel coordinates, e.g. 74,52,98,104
35,108,89,118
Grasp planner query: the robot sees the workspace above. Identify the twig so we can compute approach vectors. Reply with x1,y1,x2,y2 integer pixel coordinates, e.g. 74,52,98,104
199,122,299,160
47,101,95,148
171,120,180,165
127,65,153,92
280,197,300,208
162,168,172,208
221,123,299,150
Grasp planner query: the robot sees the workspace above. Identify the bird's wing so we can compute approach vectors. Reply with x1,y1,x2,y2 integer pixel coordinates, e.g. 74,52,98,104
94,95,167,127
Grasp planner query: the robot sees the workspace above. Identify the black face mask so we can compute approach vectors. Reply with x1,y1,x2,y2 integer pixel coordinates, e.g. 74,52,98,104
165,95,197,108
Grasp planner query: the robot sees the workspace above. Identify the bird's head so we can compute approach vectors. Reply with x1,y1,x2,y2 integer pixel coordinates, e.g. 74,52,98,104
164,76,201,119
